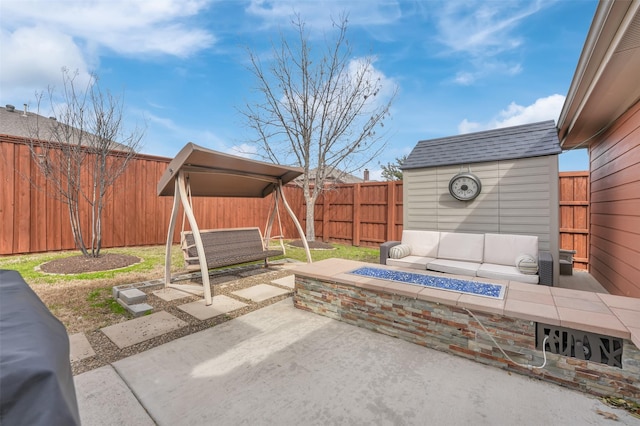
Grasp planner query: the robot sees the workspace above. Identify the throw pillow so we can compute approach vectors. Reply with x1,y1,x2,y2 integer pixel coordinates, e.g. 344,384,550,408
390,244,411,259
516,254,538,275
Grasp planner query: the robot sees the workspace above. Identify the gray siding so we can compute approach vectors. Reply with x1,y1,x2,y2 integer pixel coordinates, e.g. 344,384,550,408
404,156,559,281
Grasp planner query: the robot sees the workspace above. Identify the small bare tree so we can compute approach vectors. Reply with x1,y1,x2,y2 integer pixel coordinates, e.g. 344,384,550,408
241,15,396,241
27,68,144,257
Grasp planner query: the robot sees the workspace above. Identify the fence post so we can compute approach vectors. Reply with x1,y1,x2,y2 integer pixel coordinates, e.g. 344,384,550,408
386,181,396,242
353,184,361,246
322,191,331,243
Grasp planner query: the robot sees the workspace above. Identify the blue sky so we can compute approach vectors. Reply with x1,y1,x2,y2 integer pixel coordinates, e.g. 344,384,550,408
1,0,596,179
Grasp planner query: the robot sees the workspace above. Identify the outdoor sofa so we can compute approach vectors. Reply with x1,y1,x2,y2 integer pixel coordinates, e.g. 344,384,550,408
380,230,553,286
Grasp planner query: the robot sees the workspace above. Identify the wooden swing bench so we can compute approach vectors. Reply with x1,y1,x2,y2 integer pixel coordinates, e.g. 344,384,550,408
181,227,284,271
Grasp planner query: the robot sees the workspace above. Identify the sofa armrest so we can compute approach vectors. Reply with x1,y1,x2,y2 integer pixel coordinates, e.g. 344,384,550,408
538,251,554,286
380,241,401,264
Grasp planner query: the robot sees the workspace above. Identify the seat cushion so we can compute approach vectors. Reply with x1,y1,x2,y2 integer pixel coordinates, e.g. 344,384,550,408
387,256,434,269
427,258,480,277
483,233,538,267
437,232,484,263
401,230,440,257
477,263,539,284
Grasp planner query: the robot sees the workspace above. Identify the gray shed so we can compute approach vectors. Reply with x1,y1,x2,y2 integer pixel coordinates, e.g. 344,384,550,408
402,120,562,281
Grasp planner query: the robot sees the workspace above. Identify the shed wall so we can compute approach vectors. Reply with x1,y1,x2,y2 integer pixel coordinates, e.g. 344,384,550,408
404,155,559,282
588,101,640,298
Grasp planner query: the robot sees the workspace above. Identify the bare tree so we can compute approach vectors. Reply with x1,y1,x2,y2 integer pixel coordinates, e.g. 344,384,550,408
27,68,144,257
241,15,396,241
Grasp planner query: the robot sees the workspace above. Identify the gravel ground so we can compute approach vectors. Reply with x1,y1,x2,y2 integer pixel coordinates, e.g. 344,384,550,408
71,264,296,376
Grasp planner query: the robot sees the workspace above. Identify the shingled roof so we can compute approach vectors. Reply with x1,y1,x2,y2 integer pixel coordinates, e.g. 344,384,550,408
402,120,561,170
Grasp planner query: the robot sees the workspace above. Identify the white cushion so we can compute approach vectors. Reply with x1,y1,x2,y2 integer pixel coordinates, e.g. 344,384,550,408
427,258,480,277
401,230,440,257
387,255,434,270
477,263,539,284
389,244,412,259
515,254,538,274
483,234,538,266
437,232,484,263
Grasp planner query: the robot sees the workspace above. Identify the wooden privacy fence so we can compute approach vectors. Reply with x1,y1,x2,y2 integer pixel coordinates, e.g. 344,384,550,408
1,137,586,260
559,171,590,270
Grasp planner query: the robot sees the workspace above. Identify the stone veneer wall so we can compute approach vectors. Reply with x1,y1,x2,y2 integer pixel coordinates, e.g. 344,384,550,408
294,276,640,403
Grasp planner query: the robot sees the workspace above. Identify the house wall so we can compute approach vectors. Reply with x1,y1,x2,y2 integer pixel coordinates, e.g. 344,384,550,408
404,155,559,282
588,101,640,298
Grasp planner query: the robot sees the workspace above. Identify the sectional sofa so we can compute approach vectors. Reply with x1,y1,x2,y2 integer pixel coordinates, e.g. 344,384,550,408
379,230,553,286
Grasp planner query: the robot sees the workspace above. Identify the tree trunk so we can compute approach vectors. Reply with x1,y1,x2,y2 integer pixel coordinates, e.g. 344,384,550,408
305,196,316,241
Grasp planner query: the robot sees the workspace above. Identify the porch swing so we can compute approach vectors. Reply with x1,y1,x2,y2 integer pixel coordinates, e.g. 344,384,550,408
157,142,311,305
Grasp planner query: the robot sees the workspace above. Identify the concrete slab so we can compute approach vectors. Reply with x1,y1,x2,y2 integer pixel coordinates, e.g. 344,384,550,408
101,311,187,349
69,333,95,362
231,283,291,302
74,365,155,426
118,288,146,304
116,300,153,317
111,299,638,425
152,287,192,302
178,295,248,321
271,275,295,289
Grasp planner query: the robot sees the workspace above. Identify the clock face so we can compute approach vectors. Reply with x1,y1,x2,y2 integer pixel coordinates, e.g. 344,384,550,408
449,173,481,201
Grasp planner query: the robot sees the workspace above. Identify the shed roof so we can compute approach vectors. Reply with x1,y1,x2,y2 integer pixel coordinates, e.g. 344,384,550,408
157,142,303,198
403,120,561,170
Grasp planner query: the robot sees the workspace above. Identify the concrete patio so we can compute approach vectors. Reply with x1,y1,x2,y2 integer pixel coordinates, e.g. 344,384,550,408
72,268,639,425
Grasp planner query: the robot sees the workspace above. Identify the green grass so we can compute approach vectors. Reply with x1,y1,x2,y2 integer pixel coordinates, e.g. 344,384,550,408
0,245,185,284
87,288,127,315
277,242,379,263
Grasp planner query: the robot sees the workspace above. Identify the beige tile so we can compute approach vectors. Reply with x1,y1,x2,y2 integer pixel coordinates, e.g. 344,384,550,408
507,288,554,305
356,278,388,293
294,258,361,279
416,287,461,306
556,307,629,339
383,281,422,299
507,281,552,295
504,299,560,325
552,295,611,314
610,307,640,329
152,288,193,302
550,287,600,301
457,294,505,315
271,275,295,289
629,327,640,349
598,293,640,311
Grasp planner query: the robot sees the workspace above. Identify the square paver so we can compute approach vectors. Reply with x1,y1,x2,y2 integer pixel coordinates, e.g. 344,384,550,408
271,275,295,289
232,284,291,302
101,311,187,349
152,288,193,302
178,295,248,321
69,333,95,362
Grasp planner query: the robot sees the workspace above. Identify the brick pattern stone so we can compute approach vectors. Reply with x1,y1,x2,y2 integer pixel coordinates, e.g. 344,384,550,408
294,276,640,403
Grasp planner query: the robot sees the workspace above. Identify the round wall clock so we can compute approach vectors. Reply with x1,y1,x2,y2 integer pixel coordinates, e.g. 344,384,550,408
449,172,481,201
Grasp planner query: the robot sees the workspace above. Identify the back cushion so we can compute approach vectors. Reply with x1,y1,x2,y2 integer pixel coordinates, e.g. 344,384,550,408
483,233,538,266
437,232,484,263
401,230,440,257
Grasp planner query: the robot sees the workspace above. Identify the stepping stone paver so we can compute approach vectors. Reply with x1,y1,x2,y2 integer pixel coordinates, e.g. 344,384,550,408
271,275,295,289
232,284,291,302
69,333,95,362
178,295,248,321
119,288,147,304
153,287,192,302
101,311,187,349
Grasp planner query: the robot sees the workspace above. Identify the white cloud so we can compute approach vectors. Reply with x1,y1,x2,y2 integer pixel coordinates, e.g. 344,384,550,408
0,0,215,104
245,0,402,33
229,143,259,158
458,94,565,134
432,0,548,85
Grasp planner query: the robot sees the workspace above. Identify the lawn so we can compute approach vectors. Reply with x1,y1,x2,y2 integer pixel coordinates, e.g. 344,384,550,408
0,242,379,333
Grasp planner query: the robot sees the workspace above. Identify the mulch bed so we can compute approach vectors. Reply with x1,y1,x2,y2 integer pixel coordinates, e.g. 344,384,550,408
40,253,141,274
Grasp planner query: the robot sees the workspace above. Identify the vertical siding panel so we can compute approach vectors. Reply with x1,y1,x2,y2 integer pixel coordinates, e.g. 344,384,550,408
588,101,640,297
